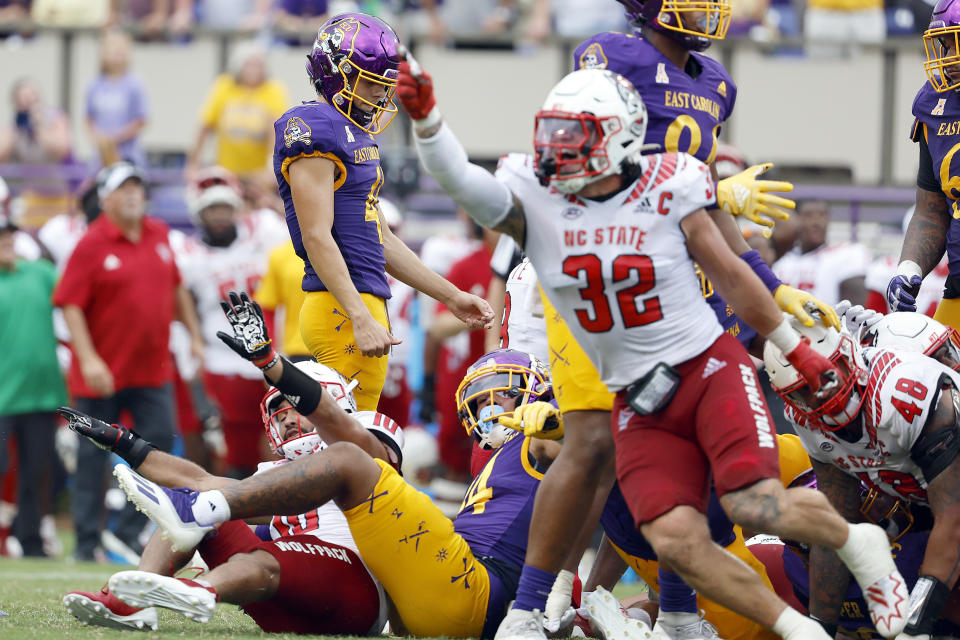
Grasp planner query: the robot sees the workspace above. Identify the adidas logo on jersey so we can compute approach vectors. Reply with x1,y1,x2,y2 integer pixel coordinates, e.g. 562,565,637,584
701,357,727,379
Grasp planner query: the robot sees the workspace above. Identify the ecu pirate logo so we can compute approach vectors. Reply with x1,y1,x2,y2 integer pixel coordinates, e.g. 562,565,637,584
579,43,608,70
284,116,312,148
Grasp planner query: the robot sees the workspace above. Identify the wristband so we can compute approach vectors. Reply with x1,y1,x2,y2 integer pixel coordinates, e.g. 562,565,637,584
413,105,442,134
740,249,782,292
253,350,280,371
766,318,802,355
896,260,923,280
112,427,156,470
905,574,950,636
265,355,324,416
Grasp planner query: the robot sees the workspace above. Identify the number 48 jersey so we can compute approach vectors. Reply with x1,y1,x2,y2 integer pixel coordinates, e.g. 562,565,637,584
792,348,960,506
496,152,721,392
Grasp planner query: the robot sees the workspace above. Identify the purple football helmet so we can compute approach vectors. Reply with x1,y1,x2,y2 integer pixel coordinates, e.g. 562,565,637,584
616,0,731,52
455,349,552,450
305,13,401,134
924,0,960,92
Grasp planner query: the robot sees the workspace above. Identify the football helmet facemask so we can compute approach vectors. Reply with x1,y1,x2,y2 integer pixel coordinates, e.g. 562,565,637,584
456,349,552,450
923,0,960,92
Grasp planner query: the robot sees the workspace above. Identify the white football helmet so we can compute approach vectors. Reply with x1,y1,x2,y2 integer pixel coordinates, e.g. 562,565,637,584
862,312,960,371
260,361,359,460
353,410,405,469
533,69,649,194
186,166,243,228
763,315,866,430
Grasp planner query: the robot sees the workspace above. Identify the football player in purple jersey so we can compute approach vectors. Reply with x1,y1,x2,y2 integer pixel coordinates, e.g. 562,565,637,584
888,0,960,333
275,13,492,412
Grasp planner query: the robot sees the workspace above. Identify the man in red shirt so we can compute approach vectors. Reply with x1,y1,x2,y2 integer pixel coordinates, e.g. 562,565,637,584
53,162,203,562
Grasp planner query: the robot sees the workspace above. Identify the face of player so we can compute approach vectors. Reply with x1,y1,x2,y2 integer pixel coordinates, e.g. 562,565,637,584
352,76,388,113
274,398,316,442
199,203,237,236
938,35,960,85
797,200,829,253
0,229,15,269
103,179,146,224
679,10,719,36
535,117,599,177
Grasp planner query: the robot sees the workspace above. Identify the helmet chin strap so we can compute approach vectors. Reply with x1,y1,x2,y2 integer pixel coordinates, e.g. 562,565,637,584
280,433,323,460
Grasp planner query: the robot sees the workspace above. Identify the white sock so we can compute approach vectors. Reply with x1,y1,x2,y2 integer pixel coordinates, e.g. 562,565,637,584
658,611,700,627
192,490,230,526
834,522,891,586
772,608,830,640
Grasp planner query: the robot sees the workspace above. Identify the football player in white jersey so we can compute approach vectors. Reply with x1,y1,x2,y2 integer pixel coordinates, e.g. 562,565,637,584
765,315,960,640
395,63,908,640
61,357,399,635
498,257,550,366
170,167,288,476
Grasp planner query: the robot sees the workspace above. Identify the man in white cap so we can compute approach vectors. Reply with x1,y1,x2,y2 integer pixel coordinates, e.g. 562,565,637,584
53,161,203,562
168,166,287,477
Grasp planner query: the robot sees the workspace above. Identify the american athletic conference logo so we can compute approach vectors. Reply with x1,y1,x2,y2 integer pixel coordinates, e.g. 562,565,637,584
562,207,583,220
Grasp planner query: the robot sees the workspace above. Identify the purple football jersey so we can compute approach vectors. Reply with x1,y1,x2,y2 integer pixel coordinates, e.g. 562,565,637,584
453,432,541,571
912,82,960,277
573,32,737,165
273,101,390,298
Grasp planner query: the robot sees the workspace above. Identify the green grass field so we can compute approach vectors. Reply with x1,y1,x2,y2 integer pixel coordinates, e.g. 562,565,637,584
0,555,647,640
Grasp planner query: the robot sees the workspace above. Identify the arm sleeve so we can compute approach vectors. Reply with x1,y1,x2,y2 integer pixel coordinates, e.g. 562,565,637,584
917,134,941,193
413,122,514,228
490,234,518,280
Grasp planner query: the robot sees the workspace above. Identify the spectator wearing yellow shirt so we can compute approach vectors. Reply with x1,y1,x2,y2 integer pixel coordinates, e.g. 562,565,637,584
186,42,288,179
805,0,886,56
254,241,310,360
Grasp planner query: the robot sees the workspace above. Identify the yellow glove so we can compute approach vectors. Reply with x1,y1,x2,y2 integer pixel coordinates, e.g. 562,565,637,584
716,163,794,228
498,401,564,440
773,285,841,330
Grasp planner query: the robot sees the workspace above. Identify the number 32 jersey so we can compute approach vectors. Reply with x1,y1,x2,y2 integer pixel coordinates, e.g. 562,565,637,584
791,348,960,506
496,152,721,392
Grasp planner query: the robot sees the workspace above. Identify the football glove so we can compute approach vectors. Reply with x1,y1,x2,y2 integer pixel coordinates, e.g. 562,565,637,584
396,57,438,124
834,299,883,337
783,339,838,395
774,285,841,331
56,407,155,469
887,262,923,312
498,401,564,440
716,163,794,228
217,291,278,370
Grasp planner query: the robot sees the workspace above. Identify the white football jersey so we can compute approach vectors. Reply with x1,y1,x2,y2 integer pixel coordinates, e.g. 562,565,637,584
38,213,87,271
865,254,947,317
791,348,960,506
170,210,287,378
496,152,721,391
499,258,550,365
772,243,871,307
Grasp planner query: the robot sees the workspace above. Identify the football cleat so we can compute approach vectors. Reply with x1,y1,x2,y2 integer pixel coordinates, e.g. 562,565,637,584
584,587,653,640
544,605,577,638
495,607,548,640
836,523,909,638
651,612,718,640
109,571,217,623
113,464,213,552
63,585,158,631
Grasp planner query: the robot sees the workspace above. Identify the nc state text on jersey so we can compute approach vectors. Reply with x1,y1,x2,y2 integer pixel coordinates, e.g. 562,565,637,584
664,91,721,121
564,226,647,252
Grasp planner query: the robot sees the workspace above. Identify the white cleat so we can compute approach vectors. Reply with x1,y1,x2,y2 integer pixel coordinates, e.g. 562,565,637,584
837,523,909,638
544,606,577,638
651,612,719,640
63,589,158,631
584,587,654,640
109,571,217,623
113,464,213,552
495,607,548,640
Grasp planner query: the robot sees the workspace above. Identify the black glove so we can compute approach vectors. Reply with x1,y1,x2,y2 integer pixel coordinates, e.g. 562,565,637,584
418,373,436,423
217,291,278,370
56,407,155,469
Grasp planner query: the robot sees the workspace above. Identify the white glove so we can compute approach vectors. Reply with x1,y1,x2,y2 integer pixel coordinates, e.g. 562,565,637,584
834,299,883,338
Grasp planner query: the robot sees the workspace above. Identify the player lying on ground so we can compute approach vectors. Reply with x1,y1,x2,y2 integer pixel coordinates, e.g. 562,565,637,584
62,358,398,634
765,311,960,638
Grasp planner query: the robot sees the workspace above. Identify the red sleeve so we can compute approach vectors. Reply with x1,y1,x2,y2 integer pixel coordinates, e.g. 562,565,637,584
52,239,96,308
864,290,889,314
